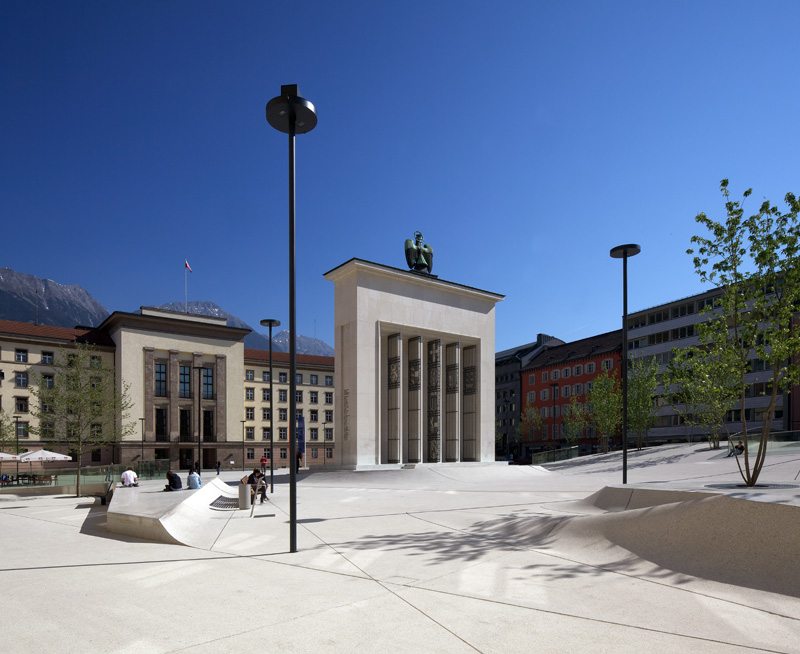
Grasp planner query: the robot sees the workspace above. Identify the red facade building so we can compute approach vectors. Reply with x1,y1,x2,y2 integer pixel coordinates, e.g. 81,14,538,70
519,330,622,458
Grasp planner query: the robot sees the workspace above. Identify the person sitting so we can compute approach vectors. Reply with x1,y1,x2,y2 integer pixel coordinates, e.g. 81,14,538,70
735,441,745,456
164,470,182,491
246,468,267,504
187,468,202,489
121,467,139,487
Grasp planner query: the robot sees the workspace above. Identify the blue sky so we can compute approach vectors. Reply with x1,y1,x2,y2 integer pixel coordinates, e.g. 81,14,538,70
2,1,799,351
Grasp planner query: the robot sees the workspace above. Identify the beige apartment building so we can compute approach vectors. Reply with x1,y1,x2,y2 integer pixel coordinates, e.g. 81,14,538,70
0,309,335,470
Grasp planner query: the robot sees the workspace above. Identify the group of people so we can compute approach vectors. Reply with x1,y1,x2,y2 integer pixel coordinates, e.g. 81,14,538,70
163,468,201,491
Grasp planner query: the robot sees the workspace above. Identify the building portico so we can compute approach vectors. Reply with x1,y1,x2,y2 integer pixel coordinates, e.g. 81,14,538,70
324,258,503,468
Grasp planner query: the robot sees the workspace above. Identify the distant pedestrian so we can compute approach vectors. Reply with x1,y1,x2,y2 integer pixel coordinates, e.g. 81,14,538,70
216,460,221,476
296,451,302,474
260,455,268,474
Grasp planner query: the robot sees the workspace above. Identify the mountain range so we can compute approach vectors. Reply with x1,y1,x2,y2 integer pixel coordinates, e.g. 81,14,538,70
0,267,333,356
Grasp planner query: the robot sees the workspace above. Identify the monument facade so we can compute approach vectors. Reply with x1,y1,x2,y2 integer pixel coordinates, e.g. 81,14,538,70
324,254,503,468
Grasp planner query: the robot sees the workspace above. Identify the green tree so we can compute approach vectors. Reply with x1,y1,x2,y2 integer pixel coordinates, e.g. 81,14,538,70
627,355,659,450
688,179,800,484
515,403,542,458
562,395,587,444
586,369,622,453
661,349,701,443
28,343,135,496
0,409,16,453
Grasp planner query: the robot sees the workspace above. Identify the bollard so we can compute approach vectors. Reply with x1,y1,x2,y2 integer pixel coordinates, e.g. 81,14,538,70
238,482,251,510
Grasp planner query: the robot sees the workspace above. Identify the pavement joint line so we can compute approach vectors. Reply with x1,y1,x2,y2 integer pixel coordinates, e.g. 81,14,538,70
406,511,800,624
408,584,793,654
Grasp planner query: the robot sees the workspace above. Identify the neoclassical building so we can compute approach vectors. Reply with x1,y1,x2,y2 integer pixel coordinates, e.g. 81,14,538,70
0,309,335,470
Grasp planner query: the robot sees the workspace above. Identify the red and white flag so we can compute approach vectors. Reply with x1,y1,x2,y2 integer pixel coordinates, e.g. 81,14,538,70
185,259,193,273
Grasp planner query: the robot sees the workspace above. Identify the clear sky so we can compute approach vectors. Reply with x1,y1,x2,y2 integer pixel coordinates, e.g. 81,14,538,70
2,1,799,352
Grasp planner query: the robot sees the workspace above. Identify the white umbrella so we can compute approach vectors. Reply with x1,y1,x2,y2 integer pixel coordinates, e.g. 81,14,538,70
0,452,20,461
18,449,71,462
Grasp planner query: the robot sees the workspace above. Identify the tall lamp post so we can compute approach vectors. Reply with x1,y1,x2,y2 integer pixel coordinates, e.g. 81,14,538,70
266,84,317,553
550,382,558,462
260,319,280,492
241,420,246,472
610,244,641,485
194,366,204,474
139,417,145,476
14,415,19,479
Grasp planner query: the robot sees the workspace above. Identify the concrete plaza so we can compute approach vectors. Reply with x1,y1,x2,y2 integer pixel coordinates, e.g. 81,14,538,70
1,443,799,653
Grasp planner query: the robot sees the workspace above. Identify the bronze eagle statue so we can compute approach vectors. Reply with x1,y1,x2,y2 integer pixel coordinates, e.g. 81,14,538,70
404,231,433,274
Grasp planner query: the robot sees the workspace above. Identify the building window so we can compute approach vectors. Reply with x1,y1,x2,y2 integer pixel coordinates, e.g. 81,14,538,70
262,389,270,401
562,368,570,379
279,428,288,440
262,371,270,382
15,349,28,363
263,448,271,459
295,390,303,403
574,383,583,395
43,375,54,389
326,447,333,459
601,358,613,371
296,373,303,384
310,428,319,440
325,428,333,440
325,376,333,386
280,448,287,459
325,392,333,404
542,425,548,440
262,428,271,440
310,374,318,385
90,356,101,369
540,389,549,401
154,363,167,398
247,448,254,460
562,386,571,398
279,408,287,421
586,362,596,374
246,369,254,381
180,410,191,438
311,447,318,459
551,370,559,381
180,366,191,398
295,409,303,421
324,410,333,422
553,424,559,438
310,410,318,422
16,397,29,413
528,374,535,384
542,371,548,382
540,407,549,418
586,381,593,392
527,391,535,403
310,391,318,403
246,427,255,440
262,408,271,421
246,388,255,401
41,351,54,365
279,390,287,402
41,423,54,439
16,372,28,388
202,369,214,399
279,373,287,383
155,408,167,437
245,407,254,420
573,365,583,376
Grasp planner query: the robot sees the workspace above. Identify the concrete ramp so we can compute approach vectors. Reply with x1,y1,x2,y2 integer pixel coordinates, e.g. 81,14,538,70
107,478,242,548
548,493,800,597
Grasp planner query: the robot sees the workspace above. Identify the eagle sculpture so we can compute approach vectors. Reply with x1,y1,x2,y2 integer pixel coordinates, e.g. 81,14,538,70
404,231,434,274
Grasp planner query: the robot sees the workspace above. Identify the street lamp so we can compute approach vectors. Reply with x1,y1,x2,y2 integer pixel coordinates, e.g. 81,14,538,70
194,366,204,474
14,415,19,479
266,84,317,554
139,417,145,476
550,382,558,462
260,318,280,493
610,243,641,485
241,420,246,472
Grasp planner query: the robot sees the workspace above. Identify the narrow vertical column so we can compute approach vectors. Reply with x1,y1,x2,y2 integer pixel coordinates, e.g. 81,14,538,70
462,345,477,461
445,342,461,462
216,354,227,441
407,337,423,463
387,333,402,464
427,339,442,463
143,347,154,435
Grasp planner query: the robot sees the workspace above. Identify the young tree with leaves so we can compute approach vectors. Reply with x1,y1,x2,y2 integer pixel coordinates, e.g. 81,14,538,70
688,179,800,484
627,355,659,450
515,403,543,459
562,395,587,444
586,369,621,453
28,343,135,496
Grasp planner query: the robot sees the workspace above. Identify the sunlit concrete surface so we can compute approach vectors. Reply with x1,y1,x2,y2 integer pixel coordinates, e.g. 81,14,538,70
1,443,799,653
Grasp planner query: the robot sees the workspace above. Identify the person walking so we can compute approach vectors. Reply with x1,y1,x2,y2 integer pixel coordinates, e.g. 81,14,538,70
216,460,221,475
